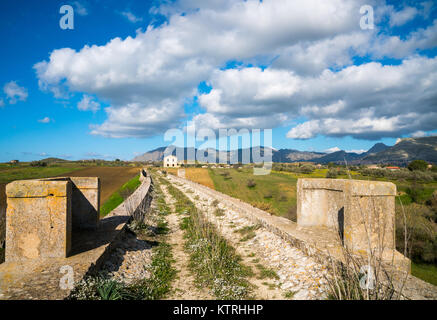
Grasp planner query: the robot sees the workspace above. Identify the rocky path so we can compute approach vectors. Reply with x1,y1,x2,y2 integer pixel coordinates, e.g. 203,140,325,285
160,183,213,300
165,175,329,300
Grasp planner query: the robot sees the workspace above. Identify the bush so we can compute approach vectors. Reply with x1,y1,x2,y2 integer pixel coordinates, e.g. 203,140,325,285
326,168,338,179
246,179,256,188
406,183,423,203
396,204,437,263
299,165,314,174
252,201,275,213
408,160,429,172
30,161,47,167
263,191,273,199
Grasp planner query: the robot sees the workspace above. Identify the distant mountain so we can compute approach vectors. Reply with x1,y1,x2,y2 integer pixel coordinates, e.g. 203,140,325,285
133,146,324,163
363,143,390,156
132,138,437,165
312,150,363,164
272,149,326,162
362,136,437,164
133,147,167,162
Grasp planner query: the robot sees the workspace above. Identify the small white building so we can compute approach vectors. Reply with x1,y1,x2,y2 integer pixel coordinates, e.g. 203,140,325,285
163,155,179,168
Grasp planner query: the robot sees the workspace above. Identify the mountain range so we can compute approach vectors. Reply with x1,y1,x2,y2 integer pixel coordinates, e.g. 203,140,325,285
132,136,437,165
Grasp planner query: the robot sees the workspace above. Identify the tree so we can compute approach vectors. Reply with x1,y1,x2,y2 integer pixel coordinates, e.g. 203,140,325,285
408,160,428,172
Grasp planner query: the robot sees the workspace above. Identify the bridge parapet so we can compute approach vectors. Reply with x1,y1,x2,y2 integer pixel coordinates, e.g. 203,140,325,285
5,177,100,262
297,178,398,258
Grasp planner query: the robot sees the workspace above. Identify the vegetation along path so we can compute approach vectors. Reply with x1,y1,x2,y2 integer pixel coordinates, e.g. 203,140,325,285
159,179,213,300
163,173,329,300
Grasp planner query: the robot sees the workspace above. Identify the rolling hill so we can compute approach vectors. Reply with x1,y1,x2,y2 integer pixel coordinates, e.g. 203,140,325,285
362,136,437,164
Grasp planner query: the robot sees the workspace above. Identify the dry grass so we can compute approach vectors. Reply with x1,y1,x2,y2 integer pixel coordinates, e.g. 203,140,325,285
163,168,179,176
185,168,215,189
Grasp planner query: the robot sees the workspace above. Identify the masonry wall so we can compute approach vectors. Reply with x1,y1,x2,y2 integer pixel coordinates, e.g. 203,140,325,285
59,177,99,230
297,178,397,254
5,179,72,262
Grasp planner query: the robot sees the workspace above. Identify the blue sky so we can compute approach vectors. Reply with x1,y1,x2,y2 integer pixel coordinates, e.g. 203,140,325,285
0,0,436,162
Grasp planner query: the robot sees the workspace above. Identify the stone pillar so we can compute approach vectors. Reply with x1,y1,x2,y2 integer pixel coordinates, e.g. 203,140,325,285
343,180,396,254
297,178,397,254
5,179,72,262
69,177,100,230
297,179,345,229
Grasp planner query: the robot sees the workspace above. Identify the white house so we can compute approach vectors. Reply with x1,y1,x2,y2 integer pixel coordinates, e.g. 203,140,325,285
163,155,179,168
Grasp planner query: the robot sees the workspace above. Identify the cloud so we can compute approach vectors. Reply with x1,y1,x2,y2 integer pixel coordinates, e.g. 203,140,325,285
371,20,437,59
198,56,437,140
4,81,28,104
389,6,419,27
38,117,52,123
35,0,366,138
34,0,437,140
324,147,341,153
78,95,100,112
411,130,428,138
120,11,143,23
0,99,4,107
72,1,88,16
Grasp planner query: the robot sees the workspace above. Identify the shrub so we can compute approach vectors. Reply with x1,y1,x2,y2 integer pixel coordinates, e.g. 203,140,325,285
30,161,47,167
263,191,273,199
396,203,437,263
408,160,429,172
252,201,274,213
326,168,338,179
406,183,426,203
246,179,256,188
299,165,314,174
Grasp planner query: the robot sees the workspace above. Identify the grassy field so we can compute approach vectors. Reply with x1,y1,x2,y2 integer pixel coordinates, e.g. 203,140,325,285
208,167,297,219
100,174,141,217
0,165,83,184
411,262,437,286
184,168,215,189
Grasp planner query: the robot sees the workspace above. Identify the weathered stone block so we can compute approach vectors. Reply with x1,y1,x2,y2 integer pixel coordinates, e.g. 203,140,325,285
5,180,72,262
43,177,100,230
69,177,100,230
297,178,397,253
343,180,396,253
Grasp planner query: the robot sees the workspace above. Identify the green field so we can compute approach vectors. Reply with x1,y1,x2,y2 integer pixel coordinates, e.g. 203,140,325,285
209,167,298,219
100,174,141,217
0,165,82,184
412,262,437,286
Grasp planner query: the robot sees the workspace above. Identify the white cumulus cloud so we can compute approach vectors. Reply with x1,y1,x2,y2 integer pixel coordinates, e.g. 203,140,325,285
4,81,28,104
78,95,101,112
34,0,437,140
120,11,143,23
38,117,52,123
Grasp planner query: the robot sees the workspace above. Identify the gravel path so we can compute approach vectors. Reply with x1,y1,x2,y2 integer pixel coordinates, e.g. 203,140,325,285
166,175,329,300
100,231,154,284
161,183,213,300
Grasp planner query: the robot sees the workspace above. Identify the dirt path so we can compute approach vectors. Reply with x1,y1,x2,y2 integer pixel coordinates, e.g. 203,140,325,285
166,175,328,300
160,183,213,300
